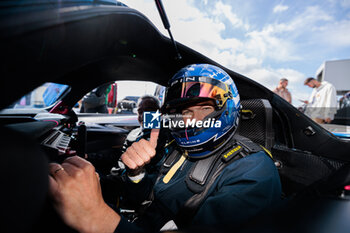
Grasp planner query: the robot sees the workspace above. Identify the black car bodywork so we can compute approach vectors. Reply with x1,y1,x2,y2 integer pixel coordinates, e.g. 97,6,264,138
1,1,350,233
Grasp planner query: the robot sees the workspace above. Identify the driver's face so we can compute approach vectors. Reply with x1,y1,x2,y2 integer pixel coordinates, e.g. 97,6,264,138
181,100,215,122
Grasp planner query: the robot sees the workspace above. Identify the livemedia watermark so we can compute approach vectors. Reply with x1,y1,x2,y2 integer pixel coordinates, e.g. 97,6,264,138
143,110,222,129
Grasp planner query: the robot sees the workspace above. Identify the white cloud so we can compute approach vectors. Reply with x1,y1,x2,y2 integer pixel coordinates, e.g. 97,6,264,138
242,67,308,106
119,1,304,100
230,53,262,73
121,0,300,65
276,68,305,84
245,68,280,89
273,4,289,13
120,1,348,107
258,6,332,37
316,20,350,47
341,0,350,8
242,6,334,62
291,6,332,32
213,1,250,30
242,67,303,89
245,29,300,62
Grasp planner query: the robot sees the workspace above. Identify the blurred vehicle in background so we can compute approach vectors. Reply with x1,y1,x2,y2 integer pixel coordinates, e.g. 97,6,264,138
117,96,140,114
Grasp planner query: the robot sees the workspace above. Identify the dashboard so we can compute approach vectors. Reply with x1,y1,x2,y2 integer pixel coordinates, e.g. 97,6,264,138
3,112,129,165
41,129,73,153
2,113,78,162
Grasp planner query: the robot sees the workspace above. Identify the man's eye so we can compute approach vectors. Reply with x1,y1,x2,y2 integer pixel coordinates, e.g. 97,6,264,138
202,106,213,111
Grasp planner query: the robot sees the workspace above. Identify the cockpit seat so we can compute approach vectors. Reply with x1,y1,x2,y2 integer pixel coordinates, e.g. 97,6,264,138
237,99,274,151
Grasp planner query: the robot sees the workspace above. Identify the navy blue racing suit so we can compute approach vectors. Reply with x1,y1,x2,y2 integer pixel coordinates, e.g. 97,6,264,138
115,145,282,233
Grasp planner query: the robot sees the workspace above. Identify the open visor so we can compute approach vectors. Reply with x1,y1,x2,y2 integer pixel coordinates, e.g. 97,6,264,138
163,76,232,113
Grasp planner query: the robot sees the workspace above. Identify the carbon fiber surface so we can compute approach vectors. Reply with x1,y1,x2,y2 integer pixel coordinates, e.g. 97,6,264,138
237,99,274,150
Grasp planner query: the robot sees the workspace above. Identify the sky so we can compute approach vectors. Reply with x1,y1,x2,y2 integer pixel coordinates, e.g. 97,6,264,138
118,0,350,107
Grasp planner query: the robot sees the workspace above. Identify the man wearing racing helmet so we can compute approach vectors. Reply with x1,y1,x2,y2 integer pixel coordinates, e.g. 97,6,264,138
161,63,240,158
49,64,282,233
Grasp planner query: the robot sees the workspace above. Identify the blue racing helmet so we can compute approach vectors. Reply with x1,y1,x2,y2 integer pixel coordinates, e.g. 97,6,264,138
162,64,240,158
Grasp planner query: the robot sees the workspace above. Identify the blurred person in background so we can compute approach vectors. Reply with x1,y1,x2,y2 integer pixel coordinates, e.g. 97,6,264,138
302,77,337,124
122,95,161,152
273,78,292,104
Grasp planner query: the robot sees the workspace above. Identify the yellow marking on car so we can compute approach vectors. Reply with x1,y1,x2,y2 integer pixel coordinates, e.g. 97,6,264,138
241,109,253,114
260,145,273,158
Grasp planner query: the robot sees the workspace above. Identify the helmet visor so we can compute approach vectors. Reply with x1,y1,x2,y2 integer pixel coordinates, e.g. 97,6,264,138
163,76,231,113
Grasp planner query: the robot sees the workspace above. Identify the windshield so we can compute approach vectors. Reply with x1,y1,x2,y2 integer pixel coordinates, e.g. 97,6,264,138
5,82,69,110
75,81,164,115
